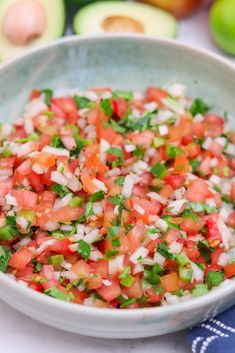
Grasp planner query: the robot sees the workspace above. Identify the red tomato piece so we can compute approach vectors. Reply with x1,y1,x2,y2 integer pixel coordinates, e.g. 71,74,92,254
8,247,34,270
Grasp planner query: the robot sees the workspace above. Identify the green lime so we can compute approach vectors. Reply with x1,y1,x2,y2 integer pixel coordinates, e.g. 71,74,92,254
209,0,235,56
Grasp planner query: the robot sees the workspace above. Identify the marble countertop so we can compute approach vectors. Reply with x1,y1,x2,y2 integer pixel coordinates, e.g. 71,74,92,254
1,5,234,353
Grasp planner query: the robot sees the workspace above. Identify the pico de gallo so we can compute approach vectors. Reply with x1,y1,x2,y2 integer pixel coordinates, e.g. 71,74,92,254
0,84,235,309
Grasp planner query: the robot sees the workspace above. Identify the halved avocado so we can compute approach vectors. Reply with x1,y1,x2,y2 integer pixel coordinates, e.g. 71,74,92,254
0,0,65,62
73,1,178,38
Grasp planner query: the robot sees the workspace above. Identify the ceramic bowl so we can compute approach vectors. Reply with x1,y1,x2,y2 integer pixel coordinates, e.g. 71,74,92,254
0,35,235,339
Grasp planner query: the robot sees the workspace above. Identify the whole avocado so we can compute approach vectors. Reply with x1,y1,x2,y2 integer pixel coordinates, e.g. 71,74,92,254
210,0,235,56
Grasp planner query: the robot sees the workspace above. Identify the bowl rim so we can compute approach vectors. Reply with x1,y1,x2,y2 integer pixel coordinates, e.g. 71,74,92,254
1,33,235,318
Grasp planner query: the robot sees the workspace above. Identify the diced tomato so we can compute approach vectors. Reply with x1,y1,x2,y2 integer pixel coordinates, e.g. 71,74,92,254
126,220,146,252
211,247,224,266
180,217,205,235
174,155,190,175
127,131,154,148
230,182,235,202
90,260,109,278
42,265,55,280
227,211,235,227
124,277,143,298
49,239,72,255
205,213,222,247
205,114,224,137
52,97,77,115
185,179,212,202
85,155,109,174
224,263,235,278
164,175,185,189
12,189,38,208
146,87,168,106
0,177,13,198
27,173,44,193
145,288,163,303
8,247,34,270
86,273,103,290
70,260,91,279
33,152,57,168
97,280,121,302
160,272,180,292
51,206,84,222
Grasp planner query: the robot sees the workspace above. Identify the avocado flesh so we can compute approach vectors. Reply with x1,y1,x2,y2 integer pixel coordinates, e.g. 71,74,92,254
0,0,65,62
73,1,178,38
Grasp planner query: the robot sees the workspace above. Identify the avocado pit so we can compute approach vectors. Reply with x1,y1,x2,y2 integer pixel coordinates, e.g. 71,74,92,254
2,0,46,46
102,15,144,33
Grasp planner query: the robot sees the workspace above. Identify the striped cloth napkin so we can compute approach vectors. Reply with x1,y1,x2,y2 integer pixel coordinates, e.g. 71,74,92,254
186,306,235,353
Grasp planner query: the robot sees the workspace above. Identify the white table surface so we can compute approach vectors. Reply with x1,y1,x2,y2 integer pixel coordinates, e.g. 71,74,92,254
1,5,234,353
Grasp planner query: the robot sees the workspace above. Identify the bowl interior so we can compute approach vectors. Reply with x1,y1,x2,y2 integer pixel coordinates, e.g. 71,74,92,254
0,35,235,125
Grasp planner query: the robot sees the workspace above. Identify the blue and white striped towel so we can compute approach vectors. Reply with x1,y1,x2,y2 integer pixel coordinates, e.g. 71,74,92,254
186,306,235,353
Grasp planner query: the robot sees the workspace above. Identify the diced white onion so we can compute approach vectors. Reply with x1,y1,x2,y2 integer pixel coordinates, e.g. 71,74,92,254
147,192,168,205
159,125,168,136
109,254,124,274
89,250,103,261
67,176,82,192
169,241,183,254
218,253,228,267
100,139,110,163
129,246,149,264
154,252,166,266
190,262,204,283
217,217,232,250
225,143,235,156
156,218,168,232
92,178,107,193
5,194,17,206
102,279,112,286
16,216,28,229
124,144,136,152
167,199,187,215
133,203,145,215
36,239,56,254
133,263,144,275
168,83,186,98
42,146,70,157
83,229,100,244
122,173,139,199
202,137,213,150
54,193,73,210
143,102,157,112
51,171,68,186
44,221,59,231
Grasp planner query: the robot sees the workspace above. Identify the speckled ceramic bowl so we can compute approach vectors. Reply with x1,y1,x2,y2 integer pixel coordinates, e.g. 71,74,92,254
0,35,235,339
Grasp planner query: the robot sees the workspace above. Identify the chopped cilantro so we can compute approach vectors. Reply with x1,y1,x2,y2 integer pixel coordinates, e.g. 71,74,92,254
190,159,199,173
100,98,113,117
166,144,184,158
192,284,209,297
108,194,124,206
41,88,53,106
51,184,70,198
0,246,12,273
205,270,224,289
133,145,144,160
190,98,209,116
115,176,125,186
112,91,133,101
157,242,173,259
118,296,136,308
77,239,91,260
107,147,124,167
0,216,17,241
45,286,68,301
89,190,105,202
151,162,168,179
107,226,120,247
50,135,64,148
71,134,90,156
74,95,90,109
105,249,119,260
197,240,212,263
110,119,126,133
